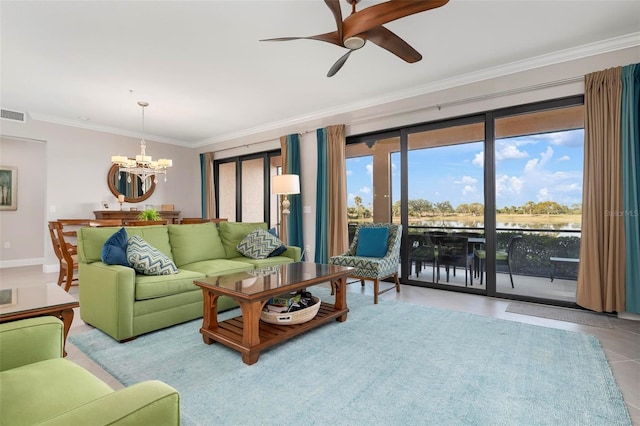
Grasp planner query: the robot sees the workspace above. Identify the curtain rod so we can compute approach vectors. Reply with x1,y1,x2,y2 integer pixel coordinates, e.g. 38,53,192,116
211,75,584,154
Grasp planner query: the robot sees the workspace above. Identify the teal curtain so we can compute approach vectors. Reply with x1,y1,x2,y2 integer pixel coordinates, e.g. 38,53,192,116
199,153,206,218
285,134,304,251
622,63,640,313
315,128,329,263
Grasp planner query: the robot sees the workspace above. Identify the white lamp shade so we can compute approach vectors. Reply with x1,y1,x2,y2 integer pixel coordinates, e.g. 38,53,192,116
272,174,300,195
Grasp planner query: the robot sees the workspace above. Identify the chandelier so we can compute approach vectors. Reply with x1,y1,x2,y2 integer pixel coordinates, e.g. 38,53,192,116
110,101,172,191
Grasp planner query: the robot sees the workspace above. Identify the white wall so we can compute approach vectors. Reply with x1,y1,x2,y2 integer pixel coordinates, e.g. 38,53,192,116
0,136,46,266
200,46,640,261
0,119,201,269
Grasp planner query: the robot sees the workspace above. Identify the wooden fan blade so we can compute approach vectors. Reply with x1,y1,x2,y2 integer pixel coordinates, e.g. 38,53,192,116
324,0,343,42
327,50,353,77
260,31,342,47
343,0,449,40
361,26,422,63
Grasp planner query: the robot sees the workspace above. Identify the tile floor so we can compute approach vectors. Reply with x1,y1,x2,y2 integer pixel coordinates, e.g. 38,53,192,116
2,265,638,424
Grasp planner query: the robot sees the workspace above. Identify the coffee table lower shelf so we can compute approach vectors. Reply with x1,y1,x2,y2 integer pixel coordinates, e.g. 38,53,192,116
200,302,347,364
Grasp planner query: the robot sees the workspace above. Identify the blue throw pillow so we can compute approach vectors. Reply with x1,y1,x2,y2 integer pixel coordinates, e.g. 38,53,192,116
267,227,287,257
101,227,129,266
355,227,389,258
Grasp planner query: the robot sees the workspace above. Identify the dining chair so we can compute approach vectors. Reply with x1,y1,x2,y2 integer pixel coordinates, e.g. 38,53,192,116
329,223,402,304
408,234,437,281
47,221,78,292
436,235,474,286
474,234,522,287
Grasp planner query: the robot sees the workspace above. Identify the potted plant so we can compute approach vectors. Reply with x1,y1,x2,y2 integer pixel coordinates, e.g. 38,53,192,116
137,208,161,221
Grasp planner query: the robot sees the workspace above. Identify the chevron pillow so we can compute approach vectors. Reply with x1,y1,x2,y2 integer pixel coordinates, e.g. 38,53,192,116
126,235,178,275
237,228,283,259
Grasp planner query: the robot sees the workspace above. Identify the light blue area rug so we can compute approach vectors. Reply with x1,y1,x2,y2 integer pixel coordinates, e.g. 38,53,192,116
70,288,630,426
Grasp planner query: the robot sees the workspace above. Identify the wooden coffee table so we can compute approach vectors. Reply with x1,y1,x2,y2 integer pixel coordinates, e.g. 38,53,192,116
0,283,79,356
194,262,352,365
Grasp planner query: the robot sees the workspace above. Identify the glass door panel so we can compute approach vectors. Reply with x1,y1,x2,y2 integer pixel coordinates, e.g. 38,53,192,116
346,138,400,243
405,122,485,288
218,162,236,221
240,158,264,223
493,105,583,303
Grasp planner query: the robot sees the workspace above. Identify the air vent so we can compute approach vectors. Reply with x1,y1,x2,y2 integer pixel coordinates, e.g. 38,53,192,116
1,109,26,123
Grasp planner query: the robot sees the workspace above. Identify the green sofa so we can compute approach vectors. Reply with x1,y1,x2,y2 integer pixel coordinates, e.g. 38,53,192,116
0,317,180,425
77,221,301,341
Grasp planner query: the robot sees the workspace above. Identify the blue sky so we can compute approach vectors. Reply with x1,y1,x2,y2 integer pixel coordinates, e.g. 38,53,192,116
346,129,584,210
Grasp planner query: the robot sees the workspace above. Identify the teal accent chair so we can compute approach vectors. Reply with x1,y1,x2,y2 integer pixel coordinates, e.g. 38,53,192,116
329,223,402,304
0,317,180,425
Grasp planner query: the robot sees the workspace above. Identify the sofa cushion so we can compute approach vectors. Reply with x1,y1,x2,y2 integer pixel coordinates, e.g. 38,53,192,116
0,358,113,425
135,269,205,300
167,223,226,267
236,228,284,259
218,221,268,258
179,258,255,277
101,227,129,266
77,225,173,264
127,236,178,275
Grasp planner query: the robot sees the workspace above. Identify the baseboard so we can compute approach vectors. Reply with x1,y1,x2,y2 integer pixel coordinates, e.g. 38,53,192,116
0,257,45,269
618,312,640,321
42,263,60,273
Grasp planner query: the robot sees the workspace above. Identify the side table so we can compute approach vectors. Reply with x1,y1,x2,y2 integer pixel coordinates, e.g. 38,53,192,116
0,283,79,356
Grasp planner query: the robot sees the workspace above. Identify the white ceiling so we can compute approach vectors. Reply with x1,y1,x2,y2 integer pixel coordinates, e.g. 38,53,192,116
1,0,639,148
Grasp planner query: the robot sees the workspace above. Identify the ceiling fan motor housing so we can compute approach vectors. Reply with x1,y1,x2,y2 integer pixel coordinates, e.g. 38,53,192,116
343,36,365,50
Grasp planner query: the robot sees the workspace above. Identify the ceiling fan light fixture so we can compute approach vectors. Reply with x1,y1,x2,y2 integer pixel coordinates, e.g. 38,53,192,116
343,36,365,50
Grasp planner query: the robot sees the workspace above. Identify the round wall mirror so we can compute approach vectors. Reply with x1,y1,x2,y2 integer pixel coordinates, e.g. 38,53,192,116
107,164,156,203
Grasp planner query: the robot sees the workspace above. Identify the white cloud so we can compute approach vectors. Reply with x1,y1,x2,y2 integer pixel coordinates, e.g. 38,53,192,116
496,174,524,197
472,151,484,167
365,163,373,176
524,146,554,173
558,155,570,162
359,186,371,194
455,175,478,185
537,187,550,201
496,143,529,161
462,185,476,196
346,169,353,176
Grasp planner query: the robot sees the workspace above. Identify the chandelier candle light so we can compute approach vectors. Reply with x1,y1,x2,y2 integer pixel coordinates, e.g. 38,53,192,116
111,101,172,192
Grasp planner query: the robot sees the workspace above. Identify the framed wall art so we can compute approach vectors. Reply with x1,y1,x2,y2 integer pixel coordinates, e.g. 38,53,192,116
0,166,17,211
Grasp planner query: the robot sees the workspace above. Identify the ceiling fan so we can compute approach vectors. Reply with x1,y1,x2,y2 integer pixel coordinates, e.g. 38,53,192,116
260,0,449,77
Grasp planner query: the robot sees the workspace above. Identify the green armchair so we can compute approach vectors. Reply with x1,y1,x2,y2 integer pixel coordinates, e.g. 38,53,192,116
0,317,180,425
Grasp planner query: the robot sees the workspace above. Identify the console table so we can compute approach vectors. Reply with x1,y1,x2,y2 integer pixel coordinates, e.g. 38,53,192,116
94,210,181,224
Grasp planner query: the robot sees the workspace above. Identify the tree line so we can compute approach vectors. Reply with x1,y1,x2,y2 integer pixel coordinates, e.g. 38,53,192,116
348,197,581,219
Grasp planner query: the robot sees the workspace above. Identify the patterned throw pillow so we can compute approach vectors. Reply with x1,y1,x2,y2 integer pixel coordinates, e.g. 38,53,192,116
126,235,178,275
237,228,284,260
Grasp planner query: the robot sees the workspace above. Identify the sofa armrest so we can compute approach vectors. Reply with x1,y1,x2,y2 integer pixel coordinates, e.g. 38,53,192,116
282,246,302,262
37,380,180,426
78,262,137,341
0,317,63,372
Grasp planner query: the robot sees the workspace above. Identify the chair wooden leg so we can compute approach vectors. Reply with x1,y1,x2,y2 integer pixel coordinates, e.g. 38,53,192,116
394,273,400,293
57,265,65,287
360,279,365,287
64,267,74,292
373,279,379,304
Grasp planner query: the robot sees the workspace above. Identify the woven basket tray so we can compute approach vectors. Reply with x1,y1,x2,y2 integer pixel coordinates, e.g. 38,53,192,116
261,296,320,325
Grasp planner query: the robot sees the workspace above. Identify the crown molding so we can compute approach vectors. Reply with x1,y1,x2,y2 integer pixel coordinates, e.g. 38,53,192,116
194,32,640,148
27,112,191,147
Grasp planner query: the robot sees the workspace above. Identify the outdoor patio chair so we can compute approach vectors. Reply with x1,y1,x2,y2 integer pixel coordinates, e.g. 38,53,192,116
437,235,474,286
329,223,402,304
474,234,523,287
